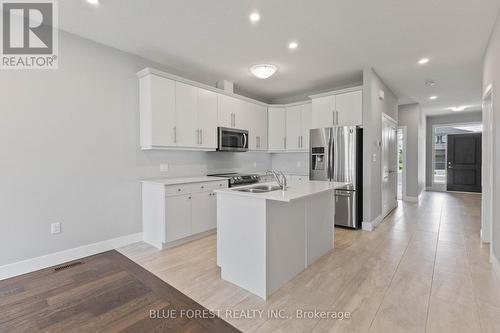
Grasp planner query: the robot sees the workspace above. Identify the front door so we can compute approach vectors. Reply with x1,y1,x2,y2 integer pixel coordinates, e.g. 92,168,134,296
447,133,482,192
382,116,398,217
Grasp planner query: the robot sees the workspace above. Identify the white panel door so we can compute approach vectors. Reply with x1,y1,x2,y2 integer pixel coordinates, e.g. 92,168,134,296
142,75,176,147
311,95,335,128
268,107,286,150
336,90,362,126
165,194,192,242
382,117,398,217
301,103,312,150
286,105,302,150
197,88,218,149
191,192,216,234
175,82,198,147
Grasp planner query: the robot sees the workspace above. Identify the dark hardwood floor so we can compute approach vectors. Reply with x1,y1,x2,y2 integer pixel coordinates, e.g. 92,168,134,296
0,250,240,333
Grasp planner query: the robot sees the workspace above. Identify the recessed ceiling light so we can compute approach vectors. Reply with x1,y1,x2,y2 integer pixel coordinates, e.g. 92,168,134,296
250,64,277,79
249,12,260,23
87,0,99,5
450,106,468,112
288,41,298,50
429,96,438,100
418,57,430,65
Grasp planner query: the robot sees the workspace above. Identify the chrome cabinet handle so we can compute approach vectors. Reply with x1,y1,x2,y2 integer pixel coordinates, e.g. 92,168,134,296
332,111,335,125
200,129,203,145
173,126,177,143
284,137,286,149
336,111,339,125
298,136,300,148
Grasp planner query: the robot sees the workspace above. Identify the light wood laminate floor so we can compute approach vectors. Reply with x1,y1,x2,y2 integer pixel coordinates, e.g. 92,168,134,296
120,191,500,333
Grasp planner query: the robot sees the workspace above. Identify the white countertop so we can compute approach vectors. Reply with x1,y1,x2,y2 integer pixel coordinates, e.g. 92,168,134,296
215,181,350,202
141,176,228,186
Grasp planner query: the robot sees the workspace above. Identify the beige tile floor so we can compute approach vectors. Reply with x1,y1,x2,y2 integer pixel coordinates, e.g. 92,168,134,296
120,191,500,333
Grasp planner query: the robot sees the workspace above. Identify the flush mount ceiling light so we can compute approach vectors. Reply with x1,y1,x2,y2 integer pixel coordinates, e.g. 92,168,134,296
249,12,260,23
87,0,100,4
450,106,468,112
418,57,430,65
288,41,298,50
429,96,438,100
250,64,277,79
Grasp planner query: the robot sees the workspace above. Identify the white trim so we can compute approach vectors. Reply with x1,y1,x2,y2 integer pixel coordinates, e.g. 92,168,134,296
141,145,217,151
136,67,269,107
482,88,494,244
270,100,312,108
0,233,142,281
491,251,500,286
362,214,383,231
308,85,363,99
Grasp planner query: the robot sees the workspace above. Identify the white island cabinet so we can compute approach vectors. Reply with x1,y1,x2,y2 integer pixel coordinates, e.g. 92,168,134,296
215,180,349,299
141,177,228,249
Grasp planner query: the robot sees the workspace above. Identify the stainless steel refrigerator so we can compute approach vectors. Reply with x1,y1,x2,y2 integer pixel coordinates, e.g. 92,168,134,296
310,126,363,228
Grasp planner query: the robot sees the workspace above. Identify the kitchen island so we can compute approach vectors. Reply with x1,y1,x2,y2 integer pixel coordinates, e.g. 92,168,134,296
215,180,349,299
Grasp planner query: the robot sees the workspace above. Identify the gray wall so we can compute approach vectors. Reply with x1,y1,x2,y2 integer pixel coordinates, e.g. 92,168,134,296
398,103,424,198
0,32,271,266
425,111,482,188
362,68,398,223
483,12,500,264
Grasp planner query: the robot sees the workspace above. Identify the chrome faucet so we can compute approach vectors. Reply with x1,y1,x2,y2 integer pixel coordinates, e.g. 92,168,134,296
267,170,287,190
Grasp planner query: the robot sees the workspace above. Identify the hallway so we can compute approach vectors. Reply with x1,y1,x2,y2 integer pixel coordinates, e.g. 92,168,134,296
121,192,500,332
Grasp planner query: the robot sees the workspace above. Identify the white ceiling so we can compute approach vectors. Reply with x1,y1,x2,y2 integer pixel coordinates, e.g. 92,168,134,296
59,0,500,114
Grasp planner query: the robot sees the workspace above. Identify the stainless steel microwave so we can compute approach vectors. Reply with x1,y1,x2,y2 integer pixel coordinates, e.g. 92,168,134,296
217,127,248,152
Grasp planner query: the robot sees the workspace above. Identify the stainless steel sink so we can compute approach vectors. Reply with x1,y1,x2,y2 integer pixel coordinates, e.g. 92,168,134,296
235,184,282,193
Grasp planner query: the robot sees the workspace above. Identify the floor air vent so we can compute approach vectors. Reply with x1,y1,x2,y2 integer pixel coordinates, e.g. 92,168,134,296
54,261,83,272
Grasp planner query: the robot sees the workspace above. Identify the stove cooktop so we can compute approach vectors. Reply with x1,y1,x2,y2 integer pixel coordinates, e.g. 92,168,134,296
207,173,261,187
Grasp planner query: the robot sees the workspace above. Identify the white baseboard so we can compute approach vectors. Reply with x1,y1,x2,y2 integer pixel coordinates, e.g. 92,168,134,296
492,251,500,286
0,232,142,281
362,214,383,231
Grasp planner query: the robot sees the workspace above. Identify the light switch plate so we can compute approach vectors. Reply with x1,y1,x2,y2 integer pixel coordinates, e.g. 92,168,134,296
160,164,169,172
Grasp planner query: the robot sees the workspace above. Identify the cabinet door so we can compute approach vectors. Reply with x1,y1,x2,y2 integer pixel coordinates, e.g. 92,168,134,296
301,103,312,150
140,75,176,147
268,107,286,150
197,88,218,148
255,105,268,150
245,103,267,150
286,105,302,150
218,94,242,128
191,192,216,234
165,194,191,242
311,95,335,128
175,82,198,147
336,90,362,126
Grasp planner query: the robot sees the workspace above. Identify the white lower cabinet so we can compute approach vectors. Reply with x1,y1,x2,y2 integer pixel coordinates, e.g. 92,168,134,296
191,191,217,234
165,194,192,242
142,179,227,249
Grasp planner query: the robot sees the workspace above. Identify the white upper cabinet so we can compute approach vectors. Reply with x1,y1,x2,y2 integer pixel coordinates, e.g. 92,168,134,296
311,95,335,128
286,103,312,151
311,88,363,128
268,107,286,151
301,103,312,149
175,82,198,147
245,103,268,151
286,105,302,150
139,74,176,148
218,94,242,128
335,90,362,126
197,88,218,149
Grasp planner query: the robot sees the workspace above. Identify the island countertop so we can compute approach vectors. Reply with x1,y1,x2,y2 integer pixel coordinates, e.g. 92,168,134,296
214,181,350,202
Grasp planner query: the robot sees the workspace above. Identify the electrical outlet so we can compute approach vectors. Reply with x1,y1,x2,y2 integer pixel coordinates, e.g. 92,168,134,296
372,153,377,162
51,222,61,234
297,161,302,167
160,164,169,172
253,162,257,168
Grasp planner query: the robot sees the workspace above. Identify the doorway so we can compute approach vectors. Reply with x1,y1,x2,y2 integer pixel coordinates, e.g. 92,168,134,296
447,133,482,192
397,127,407,201
431,123,483,191
382,114,398,217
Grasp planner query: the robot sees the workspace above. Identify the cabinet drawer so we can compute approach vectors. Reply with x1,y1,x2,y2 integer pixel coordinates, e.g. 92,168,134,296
165,184,192,196
207,180,229,190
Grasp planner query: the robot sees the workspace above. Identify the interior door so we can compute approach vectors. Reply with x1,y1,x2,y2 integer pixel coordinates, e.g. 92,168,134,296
447,133,482,192
382,117,398,217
